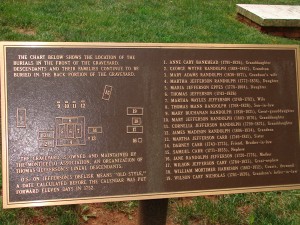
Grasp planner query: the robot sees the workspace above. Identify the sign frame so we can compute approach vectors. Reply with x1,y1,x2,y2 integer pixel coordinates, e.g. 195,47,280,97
1,42,300,209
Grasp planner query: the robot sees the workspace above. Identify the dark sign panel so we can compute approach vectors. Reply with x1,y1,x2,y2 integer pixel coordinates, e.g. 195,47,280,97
1,42,300,208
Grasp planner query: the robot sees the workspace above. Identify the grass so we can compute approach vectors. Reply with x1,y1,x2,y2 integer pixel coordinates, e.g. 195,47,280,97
0,197,37,225
42,205,79,225
0,200,79,225
173,191,300,225
0,0,300,224
0,0,299,44
104,201,138,220
104,201,138,216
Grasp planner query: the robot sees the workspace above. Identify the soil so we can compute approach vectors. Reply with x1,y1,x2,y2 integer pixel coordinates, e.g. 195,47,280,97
82,203,138,225
82,203,178,225
13,28,36,36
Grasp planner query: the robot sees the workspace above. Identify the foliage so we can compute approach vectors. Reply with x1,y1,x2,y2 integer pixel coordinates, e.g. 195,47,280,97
79,205,96,222
104,200,138,218
43,205,79,225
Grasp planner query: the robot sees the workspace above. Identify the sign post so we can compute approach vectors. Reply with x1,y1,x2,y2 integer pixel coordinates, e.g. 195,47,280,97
138,199,168,225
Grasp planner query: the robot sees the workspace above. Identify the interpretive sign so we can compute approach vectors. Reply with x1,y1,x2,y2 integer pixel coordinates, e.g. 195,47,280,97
1,42,300,208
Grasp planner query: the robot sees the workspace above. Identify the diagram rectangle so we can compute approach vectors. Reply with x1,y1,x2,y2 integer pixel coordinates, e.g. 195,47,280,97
16,108,26,128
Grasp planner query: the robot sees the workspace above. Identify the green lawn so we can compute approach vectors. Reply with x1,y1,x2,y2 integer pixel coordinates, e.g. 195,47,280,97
174,192,300,225
0,0,299,44
0,0,300,224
